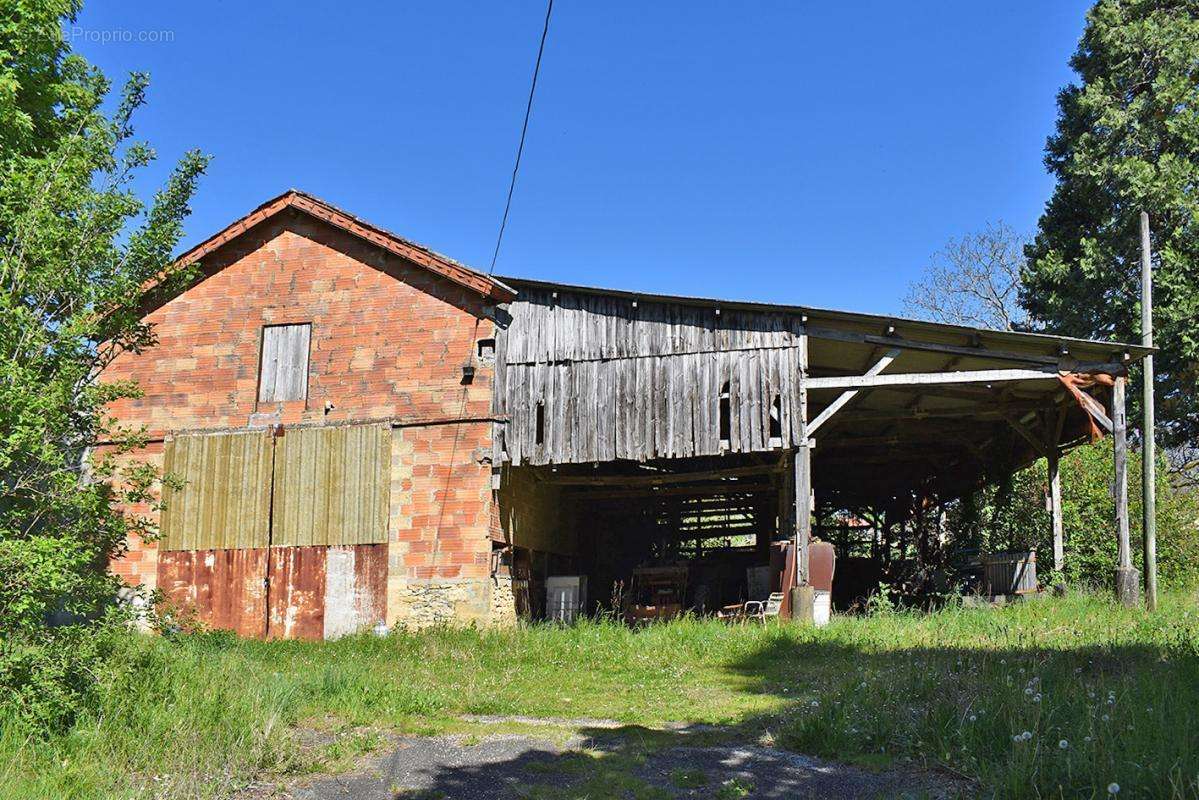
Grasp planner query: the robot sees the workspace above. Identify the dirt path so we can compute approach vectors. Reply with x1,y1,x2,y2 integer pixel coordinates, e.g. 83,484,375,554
267,723,965,800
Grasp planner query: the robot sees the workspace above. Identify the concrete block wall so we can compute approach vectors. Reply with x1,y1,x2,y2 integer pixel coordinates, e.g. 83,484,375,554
387,423,497,628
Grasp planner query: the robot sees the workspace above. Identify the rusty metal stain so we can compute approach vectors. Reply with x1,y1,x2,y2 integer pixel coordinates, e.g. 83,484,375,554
160,430,274,550
258,544,389,641
270,424,391,547
352,543,388,632
157,549,268,637
267,546,326,640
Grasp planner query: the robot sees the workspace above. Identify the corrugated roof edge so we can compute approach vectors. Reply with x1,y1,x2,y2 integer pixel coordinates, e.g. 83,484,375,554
496,274,1153,364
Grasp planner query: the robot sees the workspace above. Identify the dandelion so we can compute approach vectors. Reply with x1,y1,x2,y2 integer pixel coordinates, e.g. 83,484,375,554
1102,714,1110,722
968,714,977,722
1059,739,1069,750
1033,694,1042,703
1108,782,1120,795
1025,687,1035,696
1084,736,1093,743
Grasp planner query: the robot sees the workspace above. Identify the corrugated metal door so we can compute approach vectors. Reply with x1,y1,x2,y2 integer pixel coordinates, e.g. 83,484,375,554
159,430,274,550
155,424,391,640
270,424,391,546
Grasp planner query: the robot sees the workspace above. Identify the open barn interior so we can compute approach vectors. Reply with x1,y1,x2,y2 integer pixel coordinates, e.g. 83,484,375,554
502,452,793,621
490,278,1149,621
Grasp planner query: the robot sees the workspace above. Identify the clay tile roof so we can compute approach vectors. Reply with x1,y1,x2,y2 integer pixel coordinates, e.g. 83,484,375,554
156,190,516,302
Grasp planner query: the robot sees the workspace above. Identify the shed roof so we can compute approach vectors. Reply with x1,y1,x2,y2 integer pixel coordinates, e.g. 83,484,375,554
497,275,1153,365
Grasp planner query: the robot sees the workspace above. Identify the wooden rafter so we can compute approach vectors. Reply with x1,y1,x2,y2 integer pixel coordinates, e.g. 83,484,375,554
807,348,900,437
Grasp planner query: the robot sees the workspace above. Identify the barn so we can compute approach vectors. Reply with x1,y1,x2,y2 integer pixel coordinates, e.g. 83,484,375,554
104,191,1151,637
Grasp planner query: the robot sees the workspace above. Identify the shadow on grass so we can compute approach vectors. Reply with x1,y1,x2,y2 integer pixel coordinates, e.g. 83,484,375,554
296,721,949,800
292,624,1199,800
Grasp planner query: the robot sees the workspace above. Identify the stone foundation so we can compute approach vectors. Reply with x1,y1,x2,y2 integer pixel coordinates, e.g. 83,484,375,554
387,577,493,629
489,575,518,628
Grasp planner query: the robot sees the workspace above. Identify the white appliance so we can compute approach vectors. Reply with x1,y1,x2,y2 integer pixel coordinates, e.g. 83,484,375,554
546,575,588,623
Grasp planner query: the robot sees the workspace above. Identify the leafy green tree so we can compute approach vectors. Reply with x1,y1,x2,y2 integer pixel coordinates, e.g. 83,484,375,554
0,0,207,730
1022,0,1199,450
949,441,1199,588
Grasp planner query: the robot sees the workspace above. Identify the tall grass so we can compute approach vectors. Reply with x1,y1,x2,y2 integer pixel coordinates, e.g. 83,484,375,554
2,591,1196,799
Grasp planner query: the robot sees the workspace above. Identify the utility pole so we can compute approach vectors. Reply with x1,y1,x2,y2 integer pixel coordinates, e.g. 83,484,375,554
1140,211,1158,611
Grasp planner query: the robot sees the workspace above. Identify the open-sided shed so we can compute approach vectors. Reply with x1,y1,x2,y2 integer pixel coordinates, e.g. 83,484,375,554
491,277,1151,616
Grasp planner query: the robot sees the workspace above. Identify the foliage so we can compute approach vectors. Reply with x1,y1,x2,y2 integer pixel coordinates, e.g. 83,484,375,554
948,438,1199,588
1,594,1197,799
904,221,1030,331
1022,0,1199,449
0,0,207,731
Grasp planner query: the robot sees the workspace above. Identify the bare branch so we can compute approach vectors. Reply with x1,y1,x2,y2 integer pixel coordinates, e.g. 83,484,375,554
904,222,1032,332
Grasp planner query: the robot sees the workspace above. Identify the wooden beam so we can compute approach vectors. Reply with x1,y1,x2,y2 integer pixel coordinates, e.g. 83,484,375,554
834,401,1047,423
575,483,775,500
1141,210,1158,611
805,325,1128,375
1005,413,1047,456
548,463,782,486
805,367,1059,391
807,348,900,436
1112,375,1139,606
796,328,812,591
1048,446,1064,574
1074,389,1114,433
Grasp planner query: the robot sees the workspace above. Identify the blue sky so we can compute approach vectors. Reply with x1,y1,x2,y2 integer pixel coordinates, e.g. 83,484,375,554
74,1,1090,315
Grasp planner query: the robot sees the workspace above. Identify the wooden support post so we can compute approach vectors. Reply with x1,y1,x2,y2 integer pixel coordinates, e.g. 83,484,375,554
792,326,813,621
1140,210,1158,611
795,443,811,586
1112,376,1139,606
1048,446,1064,575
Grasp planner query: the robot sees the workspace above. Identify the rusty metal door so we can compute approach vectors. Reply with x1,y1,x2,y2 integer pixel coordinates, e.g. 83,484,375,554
157,430,274,636
156,424,391,639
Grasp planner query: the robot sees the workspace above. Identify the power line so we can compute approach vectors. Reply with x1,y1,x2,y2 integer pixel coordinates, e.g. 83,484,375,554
487,0,554,275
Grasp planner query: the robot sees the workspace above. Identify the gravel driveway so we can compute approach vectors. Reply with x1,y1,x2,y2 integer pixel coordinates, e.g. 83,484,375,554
276,726,964,800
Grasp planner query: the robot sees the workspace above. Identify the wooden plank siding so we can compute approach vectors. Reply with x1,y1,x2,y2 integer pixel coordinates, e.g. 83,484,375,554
258,323,311,403
496,287,806,466
159,430,275,550
270,423,391,546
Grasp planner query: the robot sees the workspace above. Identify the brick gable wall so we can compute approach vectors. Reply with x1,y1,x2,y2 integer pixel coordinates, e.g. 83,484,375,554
102,212,500,625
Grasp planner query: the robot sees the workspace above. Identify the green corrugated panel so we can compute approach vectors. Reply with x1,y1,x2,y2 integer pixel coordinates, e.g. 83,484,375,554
271,424,391,546
160,430,274,550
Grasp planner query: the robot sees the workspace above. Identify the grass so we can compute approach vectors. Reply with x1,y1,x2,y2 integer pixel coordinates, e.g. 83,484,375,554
2,591,1198,799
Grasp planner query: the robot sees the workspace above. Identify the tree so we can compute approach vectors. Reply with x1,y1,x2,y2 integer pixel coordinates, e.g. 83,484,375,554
904,222,1030,331
946,441,1199,589
1022,0,1199,450
0,1,207,730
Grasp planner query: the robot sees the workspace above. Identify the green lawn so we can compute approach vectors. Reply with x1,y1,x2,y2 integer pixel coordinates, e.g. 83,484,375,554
3,591,1198,799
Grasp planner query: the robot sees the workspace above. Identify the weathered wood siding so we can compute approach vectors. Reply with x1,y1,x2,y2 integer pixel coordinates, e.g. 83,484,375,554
496,288,807,465
257,323,311,403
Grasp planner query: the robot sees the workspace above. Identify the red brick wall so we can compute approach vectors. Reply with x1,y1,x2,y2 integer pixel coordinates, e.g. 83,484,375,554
103,212,497,589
